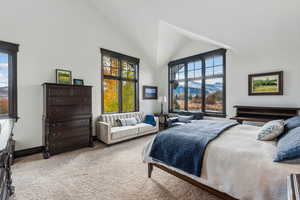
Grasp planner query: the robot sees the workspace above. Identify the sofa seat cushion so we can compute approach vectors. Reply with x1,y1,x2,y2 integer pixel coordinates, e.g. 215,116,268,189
111,126,138,140
136,123,156,133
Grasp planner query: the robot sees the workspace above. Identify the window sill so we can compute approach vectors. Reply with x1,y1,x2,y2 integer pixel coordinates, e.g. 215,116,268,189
204,113,226,118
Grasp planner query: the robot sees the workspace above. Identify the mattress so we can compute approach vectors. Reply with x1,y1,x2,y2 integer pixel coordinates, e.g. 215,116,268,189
143,123,300,200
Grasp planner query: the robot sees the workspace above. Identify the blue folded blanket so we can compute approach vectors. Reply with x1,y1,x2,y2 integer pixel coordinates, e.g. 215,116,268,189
149,120,238,177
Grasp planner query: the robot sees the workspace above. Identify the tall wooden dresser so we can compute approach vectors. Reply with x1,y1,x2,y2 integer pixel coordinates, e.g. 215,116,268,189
42,83,93,159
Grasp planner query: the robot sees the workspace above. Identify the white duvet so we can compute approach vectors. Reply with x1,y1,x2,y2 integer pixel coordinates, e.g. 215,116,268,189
143,124,300,200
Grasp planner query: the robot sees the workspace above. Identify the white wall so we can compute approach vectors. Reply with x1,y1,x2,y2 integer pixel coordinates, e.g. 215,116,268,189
0,0,158,150
158,40,300,118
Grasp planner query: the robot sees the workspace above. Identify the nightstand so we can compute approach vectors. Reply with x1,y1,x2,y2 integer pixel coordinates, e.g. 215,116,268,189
154,113,169,131
287,174,300,200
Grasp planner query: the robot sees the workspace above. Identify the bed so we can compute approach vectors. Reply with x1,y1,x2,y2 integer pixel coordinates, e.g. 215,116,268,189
143,120,300,200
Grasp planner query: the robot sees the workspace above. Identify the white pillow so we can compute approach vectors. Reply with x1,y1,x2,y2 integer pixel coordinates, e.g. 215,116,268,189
257,120,285,141
118,117,137,126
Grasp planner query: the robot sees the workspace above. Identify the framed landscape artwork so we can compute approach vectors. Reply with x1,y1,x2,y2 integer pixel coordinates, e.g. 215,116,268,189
56,69,72,84
248,71,283,95
143,86,158,99
73,79,84,85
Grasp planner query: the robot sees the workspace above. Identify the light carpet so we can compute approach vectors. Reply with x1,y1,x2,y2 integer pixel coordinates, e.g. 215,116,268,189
11,135,221,200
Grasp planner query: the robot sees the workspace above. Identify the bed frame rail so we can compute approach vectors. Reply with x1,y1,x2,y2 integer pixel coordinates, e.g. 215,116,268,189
148,163,238,200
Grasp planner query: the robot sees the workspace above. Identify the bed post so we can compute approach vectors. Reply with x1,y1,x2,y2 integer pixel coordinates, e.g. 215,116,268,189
148,163,153,178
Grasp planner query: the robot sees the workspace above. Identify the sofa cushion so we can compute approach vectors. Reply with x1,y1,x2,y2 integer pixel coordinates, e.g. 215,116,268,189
136,123,156,133
111,126,138,140
100,112,144,127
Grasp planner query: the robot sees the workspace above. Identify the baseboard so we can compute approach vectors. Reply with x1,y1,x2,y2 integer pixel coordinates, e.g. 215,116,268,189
15,137,99,158
14,146,44,158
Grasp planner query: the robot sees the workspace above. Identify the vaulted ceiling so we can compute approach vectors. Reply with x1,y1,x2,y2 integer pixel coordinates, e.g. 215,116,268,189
88,0,300,66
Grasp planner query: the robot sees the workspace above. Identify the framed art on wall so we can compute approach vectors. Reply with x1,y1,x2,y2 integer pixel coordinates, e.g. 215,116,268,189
56,69,72,84
248,71,283,95
143,86,158,99
73,79,84,85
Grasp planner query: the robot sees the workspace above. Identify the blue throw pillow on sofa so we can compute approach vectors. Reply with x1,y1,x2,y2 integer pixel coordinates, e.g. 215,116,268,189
274,126,300,162
284,115,300,132
144,115,156,126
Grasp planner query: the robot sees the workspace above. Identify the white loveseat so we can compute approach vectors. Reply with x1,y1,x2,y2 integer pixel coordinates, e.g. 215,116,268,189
96,112,159,144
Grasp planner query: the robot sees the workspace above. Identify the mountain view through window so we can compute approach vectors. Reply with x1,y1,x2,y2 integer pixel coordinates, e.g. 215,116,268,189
169,49,226,116
0,53,8,114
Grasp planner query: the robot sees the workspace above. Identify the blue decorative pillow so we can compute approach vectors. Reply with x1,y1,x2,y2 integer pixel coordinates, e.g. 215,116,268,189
144,115,156,126
274,126,300,162
284,115,300,132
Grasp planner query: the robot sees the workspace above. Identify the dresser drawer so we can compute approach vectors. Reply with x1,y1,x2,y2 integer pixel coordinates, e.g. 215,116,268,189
73,87,91,97
50,126,90,141
47,86,73,97
51,119,90,129
48,97,91,106
48,105,91,117
49,135,90,155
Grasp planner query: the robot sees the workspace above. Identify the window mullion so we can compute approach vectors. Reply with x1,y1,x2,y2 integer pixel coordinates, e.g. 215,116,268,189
201,58,206,113
118,58,122,113
184,63,188,111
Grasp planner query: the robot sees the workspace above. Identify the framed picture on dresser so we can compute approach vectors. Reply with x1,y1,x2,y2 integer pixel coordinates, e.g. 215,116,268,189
56,69,72,84
248,71,283,96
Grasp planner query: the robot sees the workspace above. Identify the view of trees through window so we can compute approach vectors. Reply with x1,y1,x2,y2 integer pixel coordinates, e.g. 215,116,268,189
0,53,9,115
169,49,226,115
102,49,138,113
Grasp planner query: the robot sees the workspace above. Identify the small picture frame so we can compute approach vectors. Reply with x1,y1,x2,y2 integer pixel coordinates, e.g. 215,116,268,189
143,86,158,99
56,69,72,84
73,79,84,85
248,71,283,96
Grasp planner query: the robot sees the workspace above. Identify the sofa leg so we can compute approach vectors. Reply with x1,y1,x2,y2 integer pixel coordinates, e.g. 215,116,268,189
148,163,153,178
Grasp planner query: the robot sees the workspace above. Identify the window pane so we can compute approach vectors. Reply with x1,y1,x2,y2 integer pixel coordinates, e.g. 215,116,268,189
103,56,119,76
122,61,136,79
214,56,223,66
121,61,128,78
102,56,111,75
0,53,8,114
205,78,223,112
195,60,202,69
187,62,194,71
103,79,119,113
122,81,135,112
188,80,202,111
173,81,185,111
178,72,185,80
205,57,213,67
206,67,213,76
188,70,194,79
195,69,202,78
214,65,223,75
178,65,185,73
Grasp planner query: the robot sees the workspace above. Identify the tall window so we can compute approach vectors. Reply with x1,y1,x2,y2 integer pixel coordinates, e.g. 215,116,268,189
101,49,139,113
169,49,226,117
0,41,19,119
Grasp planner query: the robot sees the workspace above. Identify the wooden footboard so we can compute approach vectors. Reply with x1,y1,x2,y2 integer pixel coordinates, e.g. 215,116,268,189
148,163,238,200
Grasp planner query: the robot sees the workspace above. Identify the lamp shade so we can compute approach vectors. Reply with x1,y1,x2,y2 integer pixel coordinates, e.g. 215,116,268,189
159,96,167,103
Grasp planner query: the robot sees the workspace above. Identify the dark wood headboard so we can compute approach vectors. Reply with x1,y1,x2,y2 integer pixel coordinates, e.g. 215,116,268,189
230,106,300,124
